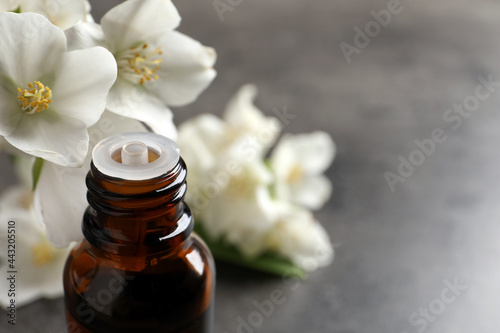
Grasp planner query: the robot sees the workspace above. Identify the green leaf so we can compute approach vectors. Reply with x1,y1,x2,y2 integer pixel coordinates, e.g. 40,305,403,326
194,222,307,279
32,158,44,191
11,6,21,13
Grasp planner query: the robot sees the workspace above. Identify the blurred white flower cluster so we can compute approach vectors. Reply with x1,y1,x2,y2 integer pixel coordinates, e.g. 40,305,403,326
0,187,71,307
178,85,336,272
0,0,335,308
0,0,216,307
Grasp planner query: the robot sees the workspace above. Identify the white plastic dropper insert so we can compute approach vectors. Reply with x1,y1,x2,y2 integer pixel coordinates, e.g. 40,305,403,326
121,141,149,166
92,132,180,180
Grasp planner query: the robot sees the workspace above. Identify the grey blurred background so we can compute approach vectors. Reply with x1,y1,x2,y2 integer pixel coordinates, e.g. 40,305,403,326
2,0,500,332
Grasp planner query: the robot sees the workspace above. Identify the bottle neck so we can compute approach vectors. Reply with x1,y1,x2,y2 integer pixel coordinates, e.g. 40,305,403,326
82,158,193,256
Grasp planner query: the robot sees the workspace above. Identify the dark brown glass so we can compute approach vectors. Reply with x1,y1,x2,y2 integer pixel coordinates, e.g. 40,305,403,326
64,158,215,333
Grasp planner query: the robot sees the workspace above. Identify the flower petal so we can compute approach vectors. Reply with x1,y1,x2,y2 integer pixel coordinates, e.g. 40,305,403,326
0,79,22,136
0,186,32,211
82,0,93,23
35,159,89,248
0,186,71,307
269,134,296,182
65,21,106,51
0,0,18,11
290,175,333,210
0,12,66,85
22,0,87,30
101,0,180,52
153,31,216,107
177,114,227,172
271,132,335,209
223,84,281,150
202,186,276,258
51,47,117,127
36,111,147,247
106,79,177,139
5,111,89,167
274,131,336,176
268,205,333,271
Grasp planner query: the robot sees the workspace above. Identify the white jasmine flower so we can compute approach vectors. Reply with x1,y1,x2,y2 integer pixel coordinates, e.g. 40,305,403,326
177,84,284,257
0,13,117,167
178,84,281,196
177,114,227,196
66,0,217,137
2,0,91,30
267,204,333,271
270,131,336,210
199,155,276,258
178,85,335,270
0,186,71,307
222,84,281,151
82,0,93,23
34,112,148,248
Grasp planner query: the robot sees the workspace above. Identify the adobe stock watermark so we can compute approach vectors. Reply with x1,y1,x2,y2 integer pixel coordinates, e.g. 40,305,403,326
399,277,468,333
212,0,244,21
340,0,416,64
8,12,47,46
225,241,335,333
384,74,500,192
36,0,76,18
65,269,135,333
188,105,297,216
7,0,75,45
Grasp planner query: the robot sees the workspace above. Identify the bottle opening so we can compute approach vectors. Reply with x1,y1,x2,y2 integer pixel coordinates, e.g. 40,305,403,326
121,141,149,166
92,132,180,180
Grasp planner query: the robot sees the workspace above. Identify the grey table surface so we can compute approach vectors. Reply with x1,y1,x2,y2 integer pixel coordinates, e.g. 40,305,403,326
2,0,500,332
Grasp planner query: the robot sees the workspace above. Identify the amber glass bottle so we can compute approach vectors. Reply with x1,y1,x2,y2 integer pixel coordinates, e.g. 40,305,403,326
63,133,215,333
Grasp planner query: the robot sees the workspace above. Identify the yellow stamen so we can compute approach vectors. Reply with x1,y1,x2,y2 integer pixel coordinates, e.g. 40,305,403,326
287,164,304,183
32,240,55,267
17,81,53,114
117,42,163,86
